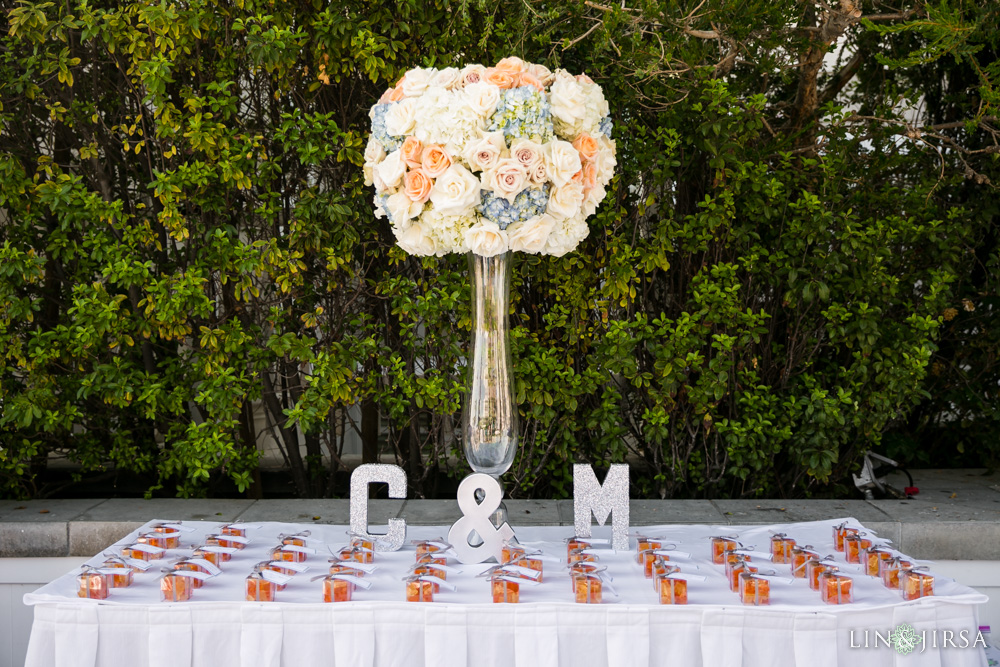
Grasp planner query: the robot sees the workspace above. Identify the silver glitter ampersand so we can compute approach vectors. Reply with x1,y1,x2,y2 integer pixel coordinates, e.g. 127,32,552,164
573,464,630,550
349,464,407,552
448,473,515,564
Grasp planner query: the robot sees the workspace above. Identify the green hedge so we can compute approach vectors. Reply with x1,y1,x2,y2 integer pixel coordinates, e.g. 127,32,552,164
1,1,997,499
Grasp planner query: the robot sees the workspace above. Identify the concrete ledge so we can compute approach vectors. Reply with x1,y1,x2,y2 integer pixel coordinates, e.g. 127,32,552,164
0,469,996,560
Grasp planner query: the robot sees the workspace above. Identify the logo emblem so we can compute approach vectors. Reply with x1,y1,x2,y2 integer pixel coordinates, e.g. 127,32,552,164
890,623,923,655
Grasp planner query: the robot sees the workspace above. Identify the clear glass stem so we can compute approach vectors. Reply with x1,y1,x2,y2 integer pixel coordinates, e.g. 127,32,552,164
461,252,518,477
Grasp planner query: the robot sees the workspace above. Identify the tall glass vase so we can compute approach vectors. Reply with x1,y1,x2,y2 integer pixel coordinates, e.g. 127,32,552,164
462,252,518,478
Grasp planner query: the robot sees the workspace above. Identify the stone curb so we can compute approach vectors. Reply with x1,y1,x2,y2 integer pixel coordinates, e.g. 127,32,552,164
0,470,997,560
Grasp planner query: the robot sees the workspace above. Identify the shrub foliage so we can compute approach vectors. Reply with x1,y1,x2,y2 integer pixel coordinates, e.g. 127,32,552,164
0,0,997,498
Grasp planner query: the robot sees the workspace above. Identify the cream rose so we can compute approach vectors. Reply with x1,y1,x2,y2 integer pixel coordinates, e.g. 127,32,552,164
396,220,437,256
507,214,555,254
400,68,432,98
364,136,386,165
429,163,482,216
385,98,418,137
527,63,555,86
432,67,462,90
463,131,507,172
527,160,547,186
483,157,529,203
543,214,589,257
594,135,617,184
549,70,588,137
386,191,423,226
581,184,607,217
464,81,502,118
546,182,585,220
376,150,406,190
509,138,543,170
464,220,508,257
543,140,582,188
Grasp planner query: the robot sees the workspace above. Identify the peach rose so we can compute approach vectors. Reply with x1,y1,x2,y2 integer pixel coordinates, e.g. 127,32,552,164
517,72,545,92
389,85,405,102
582,161,598,191
527,63,555,86
400,136,423,169
421,144,452,178
484,68,515,89
571,169,584,184
404,168,433,204
378,88,393,104
496,57,527,75
572,133,599,162
576,73,594,85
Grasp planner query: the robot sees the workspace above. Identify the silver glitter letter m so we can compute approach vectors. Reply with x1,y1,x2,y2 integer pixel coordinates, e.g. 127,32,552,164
573,464,629,550
350,464,407,552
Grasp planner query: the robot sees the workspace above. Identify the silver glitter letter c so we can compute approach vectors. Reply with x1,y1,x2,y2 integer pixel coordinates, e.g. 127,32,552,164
350,464,407,552
573,464,630,550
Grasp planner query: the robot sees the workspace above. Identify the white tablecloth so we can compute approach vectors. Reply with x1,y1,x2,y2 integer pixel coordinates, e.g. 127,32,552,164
23,517,989,667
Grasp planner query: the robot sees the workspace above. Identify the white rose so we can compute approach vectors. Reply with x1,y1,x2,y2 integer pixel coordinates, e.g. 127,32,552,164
463,131,507,172
507,214,555,254
464,81,502,118
509,138,543,170
372,167,388,193
543,140,582,188
396,221,437,256
364,136,386,165
465,220,508,257
546,182,585,220
429,163,482,216
401,68,432,98
376,150,406,189
373,194,388,219
543,214,589,257
581,184,607,217
432,67,462,90
483,158,529,204
385,98,418,137
386,191,423,226
549,70,588,137
594,135,617,185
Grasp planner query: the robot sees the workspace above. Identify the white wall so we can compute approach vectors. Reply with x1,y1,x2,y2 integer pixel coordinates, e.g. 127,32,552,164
0,558,86,667
0,558,996,667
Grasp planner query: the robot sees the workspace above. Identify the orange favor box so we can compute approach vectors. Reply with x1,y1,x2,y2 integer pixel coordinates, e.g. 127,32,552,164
413,540,450,559
833,524,859,552
246,572,276,602
901,570,934,601
790,546,819,578
739,573,770,606
807,560,839,591
271,545,307,564
636,537,663,563
820,572,853,605
641,549,669,578
863,547,894,577
568,562,602,592
101,559,134,588
491,576,520,604
573,573,603,604
77,570,111,600
160,573,193,602
150,524,182,548
880,557,914,589
770,534,796,564
172,560,218,589
658,575,688,605
844,535,872,564
711,537,739,565
729,561,757,592
122,543,165,562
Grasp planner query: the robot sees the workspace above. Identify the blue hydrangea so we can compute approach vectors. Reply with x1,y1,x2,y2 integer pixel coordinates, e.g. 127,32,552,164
370,103,404,153
487,87,554,143
599,114,613,138
477,186,550,230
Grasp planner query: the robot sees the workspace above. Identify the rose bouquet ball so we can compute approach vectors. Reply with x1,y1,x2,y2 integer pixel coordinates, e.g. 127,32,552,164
365,57,616,258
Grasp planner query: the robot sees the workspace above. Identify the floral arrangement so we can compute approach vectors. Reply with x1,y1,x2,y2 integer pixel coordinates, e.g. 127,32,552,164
364,57,616,258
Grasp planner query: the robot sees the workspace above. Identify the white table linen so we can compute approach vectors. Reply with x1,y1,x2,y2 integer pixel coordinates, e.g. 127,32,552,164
23,517,989,667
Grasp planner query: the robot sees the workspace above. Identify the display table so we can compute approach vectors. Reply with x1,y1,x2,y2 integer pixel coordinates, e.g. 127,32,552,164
23,518,989,667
